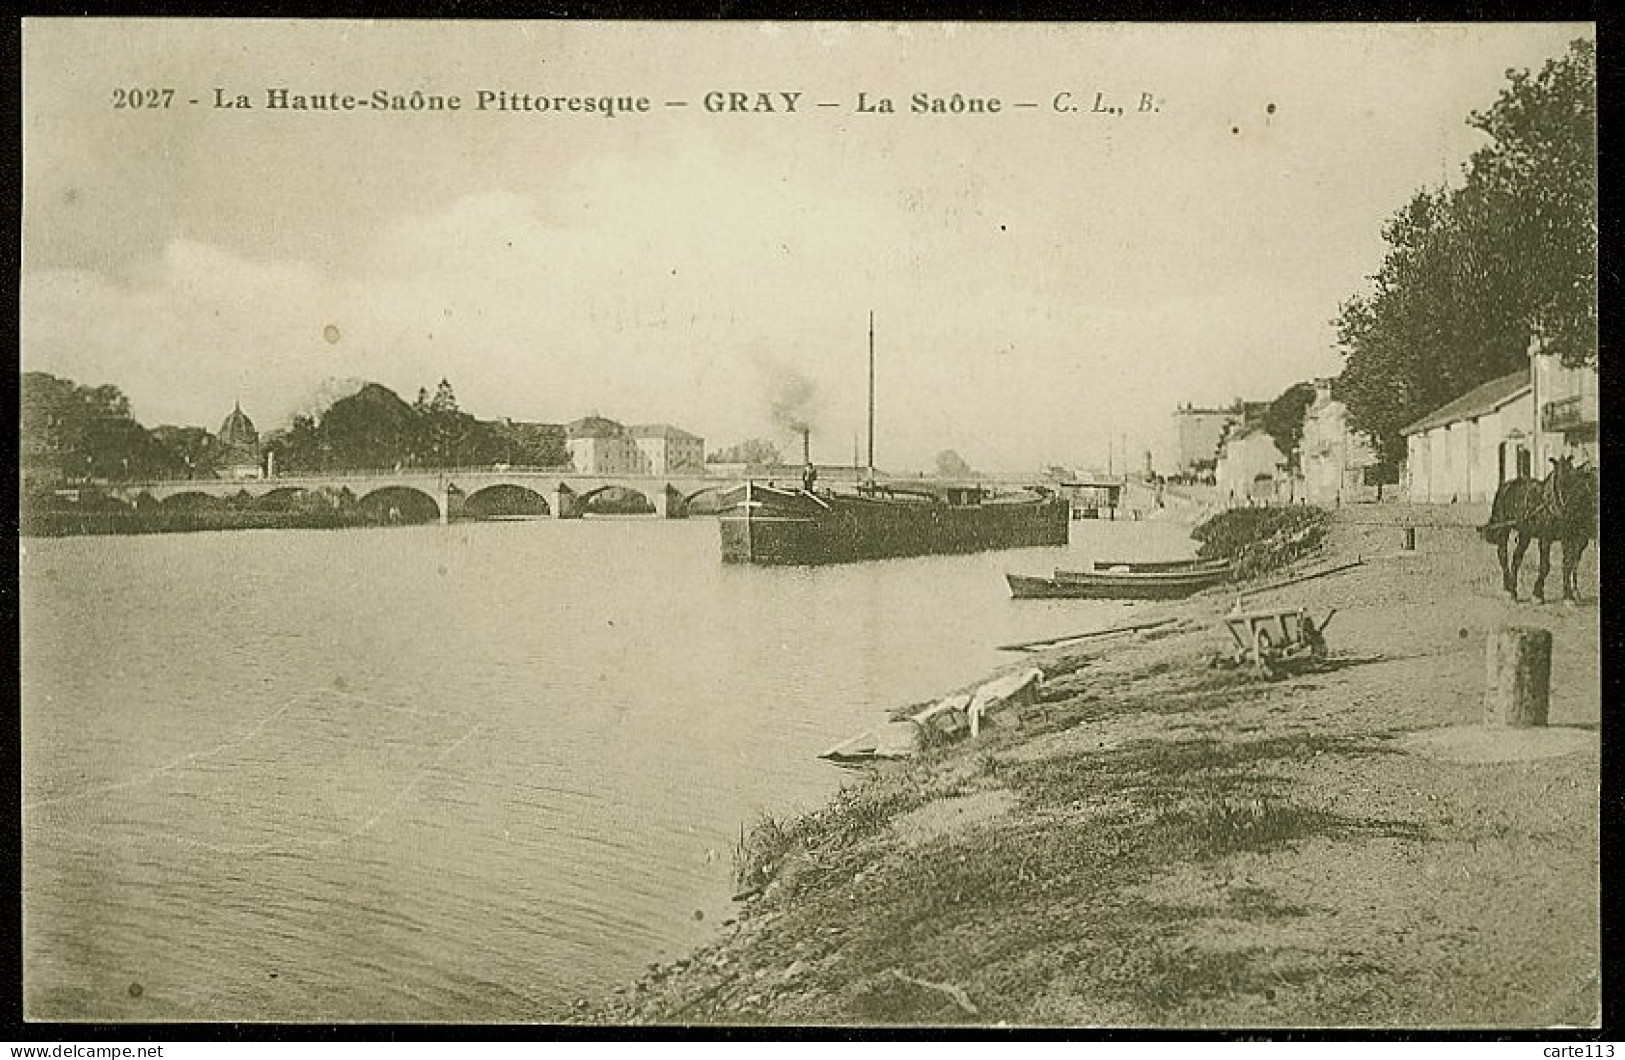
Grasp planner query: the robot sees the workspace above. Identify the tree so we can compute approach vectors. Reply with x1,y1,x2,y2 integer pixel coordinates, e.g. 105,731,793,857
1462,37,1596,368
320,383,419,468
21,372,182,483
1262,383,1317,473
707,438,783,465
264,413,327,474
1333,39,1596,462
430,378,459,414
414,379,503,467
149,425,223,479
934,449,974,478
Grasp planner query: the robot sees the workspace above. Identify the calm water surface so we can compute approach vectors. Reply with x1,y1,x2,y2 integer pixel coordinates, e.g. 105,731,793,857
21,515,1198,1021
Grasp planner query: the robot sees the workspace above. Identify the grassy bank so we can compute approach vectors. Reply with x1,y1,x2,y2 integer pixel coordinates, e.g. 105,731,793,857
582,506,1599,1028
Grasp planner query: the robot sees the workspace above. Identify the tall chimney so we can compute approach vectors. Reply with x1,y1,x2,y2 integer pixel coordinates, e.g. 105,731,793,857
802,427,811,465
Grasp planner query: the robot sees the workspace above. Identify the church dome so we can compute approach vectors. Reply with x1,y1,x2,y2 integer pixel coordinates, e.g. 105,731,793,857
219,402,259,448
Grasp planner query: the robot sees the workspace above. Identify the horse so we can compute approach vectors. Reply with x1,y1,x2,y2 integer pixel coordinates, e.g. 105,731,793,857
1480,455,1598,603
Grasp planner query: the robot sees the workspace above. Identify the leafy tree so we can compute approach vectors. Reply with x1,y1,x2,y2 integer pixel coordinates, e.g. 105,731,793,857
21,371,182,483
934,449,974,478
707,438,783,465
491,421,568,467
264,413,327,474
149,425,223,479
430,378,459,414
1462,37,1596,368
414,379,504,467
1333,39,1596,463
1262,383,1317,472
320,383,419,469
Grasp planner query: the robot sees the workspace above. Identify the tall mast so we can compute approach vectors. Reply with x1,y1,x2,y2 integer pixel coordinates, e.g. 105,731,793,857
867,311,876,482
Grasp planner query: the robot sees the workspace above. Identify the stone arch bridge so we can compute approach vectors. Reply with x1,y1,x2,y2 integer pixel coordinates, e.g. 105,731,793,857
108,470,738,523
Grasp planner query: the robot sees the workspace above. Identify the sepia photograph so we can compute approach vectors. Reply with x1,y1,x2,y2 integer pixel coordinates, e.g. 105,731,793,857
17,19,1599,1031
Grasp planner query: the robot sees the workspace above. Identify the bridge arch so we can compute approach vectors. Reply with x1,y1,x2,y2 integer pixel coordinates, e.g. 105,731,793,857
357,486,440,525
462,483,551,519
681,484,731,515
575,484,655,515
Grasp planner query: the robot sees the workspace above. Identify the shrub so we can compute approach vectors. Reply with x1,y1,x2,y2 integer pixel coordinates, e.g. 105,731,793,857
1192,506,1330,580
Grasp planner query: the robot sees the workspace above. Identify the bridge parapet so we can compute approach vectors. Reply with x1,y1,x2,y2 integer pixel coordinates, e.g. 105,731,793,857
105,469,737,520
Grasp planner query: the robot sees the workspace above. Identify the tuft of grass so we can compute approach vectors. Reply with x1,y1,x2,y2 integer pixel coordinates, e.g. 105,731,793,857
732,812,795,892
1147,794,1332,859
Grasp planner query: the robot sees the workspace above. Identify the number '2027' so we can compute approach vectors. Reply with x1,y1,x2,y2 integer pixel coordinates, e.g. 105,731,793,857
112,88,175,109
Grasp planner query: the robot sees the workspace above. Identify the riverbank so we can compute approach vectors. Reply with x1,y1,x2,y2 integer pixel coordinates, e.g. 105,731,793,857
581,504,1600,1027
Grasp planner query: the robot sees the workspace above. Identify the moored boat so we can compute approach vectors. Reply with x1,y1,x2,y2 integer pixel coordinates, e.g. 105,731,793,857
718,313,1069,565
722,479,1069,565
1006,561,1231,600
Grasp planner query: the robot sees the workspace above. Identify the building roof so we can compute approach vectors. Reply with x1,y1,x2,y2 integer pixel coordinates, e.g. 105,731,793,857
1400,368,1530,436
628,423,701,441
566,415,626,439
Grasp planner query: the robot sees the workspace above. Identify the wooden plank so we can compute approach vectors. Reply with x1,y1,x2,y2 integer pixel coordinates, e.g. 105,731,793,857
1234,559,1364,599
996,617,1177,652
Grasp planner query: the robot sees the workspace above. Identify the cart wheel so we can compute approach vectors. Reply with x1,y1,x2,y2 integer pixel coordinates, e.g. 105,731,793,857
1303,619,1328,659
1253,629,1278,678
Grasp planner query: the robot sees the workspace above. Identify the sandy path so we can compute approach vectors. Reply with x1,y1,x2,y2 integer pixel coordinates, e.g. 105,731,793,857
585,506,1600,1028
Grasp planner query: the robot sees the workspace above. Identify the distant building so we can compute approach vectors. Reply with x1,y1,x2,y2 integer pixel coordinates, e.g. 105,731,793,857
1215,423,1286,504
1299,379,1382,505
1169,401,1266,480
566,416,639,474
629,424,705,475
565,416,706,475
218,402,264,479
1060,477,1124,517
1402,368,1531,504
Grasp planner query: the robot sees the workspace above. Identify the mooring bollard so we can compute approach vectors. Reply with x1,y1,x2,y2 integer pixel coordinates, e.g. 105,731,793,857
1402,526,1417,551
1484,626,1552,728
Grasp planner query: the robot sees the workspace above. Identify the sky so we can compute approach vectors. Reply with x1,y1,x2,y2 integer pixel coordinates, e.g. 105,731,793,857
21,20,1591,473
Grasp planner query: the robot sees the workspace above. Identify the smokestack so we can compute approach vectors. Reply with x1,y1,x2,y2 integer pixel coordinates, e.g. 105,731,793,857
802,427,811,466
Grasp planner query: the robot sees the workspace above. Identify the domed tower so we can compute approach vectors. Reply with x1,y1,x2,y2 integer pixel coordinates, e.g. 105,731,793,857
218,401,263,479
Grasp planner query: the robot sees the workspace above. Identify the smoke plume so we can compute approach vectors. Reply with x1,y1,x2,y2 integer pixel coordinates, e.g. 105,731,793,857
765,365,819,435
283,375,367,426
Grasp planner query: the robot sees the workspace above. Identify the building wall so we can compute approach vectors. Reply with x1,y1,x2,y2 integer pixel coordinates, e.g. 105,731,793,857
1300,391,1379,505
1533,352,1599,466
568,433,706,475
568,436,642,475
1215,432,1285,503
1173,408,1241,477
1406,392,1534,504
633,434,705,474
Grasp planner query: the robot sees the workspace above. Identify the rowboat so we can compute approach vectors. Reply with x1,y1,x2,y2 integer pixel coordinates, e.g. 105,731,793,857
1006,560,1231,600
1087,557,1231,574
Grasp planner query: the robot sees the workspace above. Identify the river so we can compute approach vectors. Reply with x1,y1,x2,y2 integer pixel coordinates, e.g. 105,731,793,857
20,514,1200,1022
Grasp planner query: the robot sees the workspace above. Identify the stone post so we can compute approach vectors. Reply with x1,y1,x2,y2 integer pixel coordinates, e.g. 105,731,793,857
648,483,675,518
552,483,580,520
1484,626,1552,728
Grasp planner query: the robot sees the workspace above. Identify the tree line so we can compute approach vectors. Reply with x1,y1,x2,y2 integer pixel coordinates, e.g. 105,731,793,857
268,379,565,474
21,373,568,487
